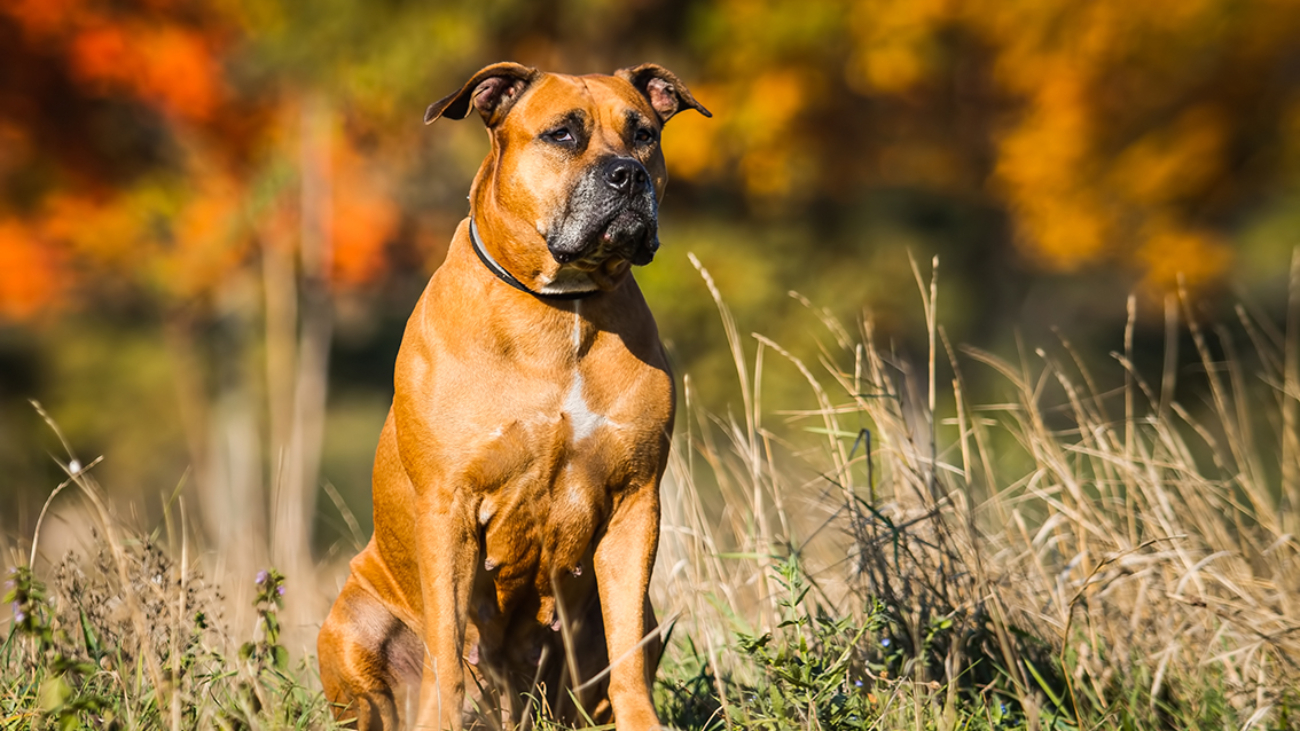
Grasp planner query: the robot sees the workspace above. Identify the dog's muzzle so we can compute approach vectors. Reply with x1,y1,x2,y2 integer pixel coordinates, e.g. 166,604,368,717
547,156,660,267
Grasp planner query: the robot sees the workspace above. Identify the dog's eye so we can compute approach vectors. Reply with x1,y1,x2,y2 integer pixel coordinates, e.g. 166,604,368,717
634,128,656,144
546,128,575,143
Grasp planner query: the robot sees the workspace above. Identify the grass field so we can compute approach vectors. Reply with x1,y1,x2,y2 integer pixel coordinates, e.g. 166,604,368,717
5,259,1299,730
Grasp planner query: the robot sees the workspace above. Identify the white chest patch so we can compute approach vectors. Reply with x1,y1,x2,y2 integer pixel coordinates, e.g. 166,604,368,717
565,371,606,442
565,304,607,442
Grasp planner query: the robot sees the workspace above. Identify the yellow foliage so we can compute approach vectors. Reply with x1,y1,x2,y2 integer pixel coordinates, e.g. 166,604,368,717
162,172,247,299
852,42,926,95
747,71,806,141
1138,218,1232,292
663,84,725,182
846,0,948,94
681,0,1300,289
1012,193,1115,273
1111,106,1226,207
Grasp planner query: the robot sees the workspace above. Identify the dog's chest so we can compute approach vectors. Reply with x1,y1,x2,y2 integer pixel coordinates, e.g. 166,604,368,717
461,313,666,614
457,361,663,668
462,358,662,499
450,307,667,483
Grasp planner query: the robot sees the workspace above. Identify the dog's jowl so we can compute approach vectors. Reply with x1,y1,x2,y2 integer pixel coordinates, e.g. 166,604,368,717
316,63,710,731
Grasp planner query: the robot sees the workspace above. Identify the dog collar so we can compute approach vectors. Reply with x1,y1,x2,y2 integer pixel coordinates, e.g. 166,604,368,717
469,217,600,301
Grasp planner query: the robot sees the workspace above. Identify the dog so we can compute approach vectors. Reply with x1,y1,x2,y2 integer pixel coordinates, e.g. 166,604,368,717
316,62,710,730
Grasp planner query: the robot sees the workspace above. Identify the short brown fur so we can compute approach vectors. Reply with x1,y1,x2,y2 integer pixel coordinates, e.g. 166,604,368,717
317,63,709,730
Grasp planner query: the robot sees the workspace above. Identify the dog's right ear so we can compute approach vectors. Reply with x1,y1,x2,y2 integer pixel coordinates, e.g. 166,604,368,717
425,62,540,127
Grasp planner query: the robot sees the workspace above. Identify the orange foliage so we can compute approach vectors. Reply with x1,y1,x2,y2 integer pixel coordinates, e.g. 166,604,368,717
331,194,399,288
3,0,1298,321
1110,106,1227,208
17,126,404,311
0,221,63,320
0,0,403,323
28,170,250,303
5,0,83,38
6,1,227,122
330,137,400,289
69,24,224,122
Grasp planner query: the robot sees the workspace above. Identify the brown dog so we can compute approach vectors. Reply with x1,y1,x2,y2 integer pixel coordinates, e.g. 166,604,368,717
316,62,709,730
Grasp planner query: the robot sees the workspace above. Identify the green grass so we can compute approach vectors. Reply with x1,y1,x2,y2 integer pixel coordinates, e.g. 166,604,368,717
6,261,1300,729
3,546,335,731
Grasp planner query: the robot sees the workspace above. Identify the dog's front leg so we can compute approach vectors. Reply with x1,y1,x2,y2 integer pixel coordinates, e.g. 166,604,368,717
594,484,662,731
413,493,478,730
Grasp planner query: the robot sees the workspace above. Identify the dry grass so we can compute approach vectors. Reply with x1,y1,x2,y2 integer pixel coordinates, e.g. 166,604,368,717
3,407,337,730
6,257,1300,729
650,257,1299,729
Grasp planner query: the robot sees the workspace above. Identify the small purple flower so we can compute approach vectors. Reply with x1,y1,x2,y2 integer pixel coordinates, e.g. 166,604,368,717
277,585,286,597
854,679,864,687
881,637,890,647
12,603,25,624
255,570,269,586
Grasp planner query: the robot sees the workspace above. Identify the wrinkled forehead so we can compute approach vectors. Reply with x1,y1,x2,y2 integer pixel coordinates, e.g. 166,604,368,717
506,73,659,132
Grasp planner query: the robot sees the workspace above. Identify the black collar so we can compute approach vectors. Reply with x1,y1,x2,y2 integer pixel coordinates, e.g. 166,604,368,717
469,217,599,301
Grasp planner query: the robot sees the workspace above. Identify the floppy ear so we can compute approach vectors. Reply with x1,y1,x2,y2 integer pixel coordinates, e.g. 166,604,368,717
616,64,712,123
424,62,540,126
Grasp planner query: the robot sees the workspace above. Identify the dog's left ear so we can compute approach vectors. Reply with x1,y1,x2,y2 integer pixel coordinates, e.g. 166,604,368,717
616,64,712,123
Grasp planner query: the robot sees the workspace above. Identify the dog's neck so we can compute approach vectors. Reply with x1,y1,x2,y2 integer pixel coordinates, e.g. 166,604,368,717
425,222,612,369
469,216,601,300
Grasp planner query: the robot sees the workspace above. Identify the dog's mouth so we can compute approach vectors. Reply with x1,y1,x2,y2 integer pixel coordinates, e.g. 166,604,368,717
546,207,658,291
551,209,657,264
586,209,658,261
569,252,634,291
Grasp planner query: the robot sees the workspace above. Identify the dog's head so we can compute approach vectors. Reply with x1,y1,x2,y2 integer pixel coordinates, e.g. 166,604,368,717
426,62,710,294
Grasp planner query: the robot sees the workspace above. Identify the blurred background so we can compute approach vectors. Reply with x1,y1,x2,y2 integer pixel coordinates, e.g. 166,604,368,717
4,0,1300,596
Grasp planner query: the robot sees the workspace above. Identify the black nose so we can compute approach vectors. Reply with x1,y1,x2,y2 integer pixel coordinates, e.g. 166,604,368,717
603,158,649,195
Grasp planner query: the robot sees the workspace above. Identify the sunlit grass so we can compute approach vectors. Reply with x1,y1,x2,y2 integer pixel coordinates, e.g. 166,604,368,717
648,257,1299,730
6,259,1300,730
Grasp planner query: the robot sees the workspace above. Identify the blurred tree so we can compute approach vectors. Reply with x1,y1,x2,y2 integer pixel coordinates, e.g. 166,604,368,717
666,0,1300,291
5,0,1300,590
